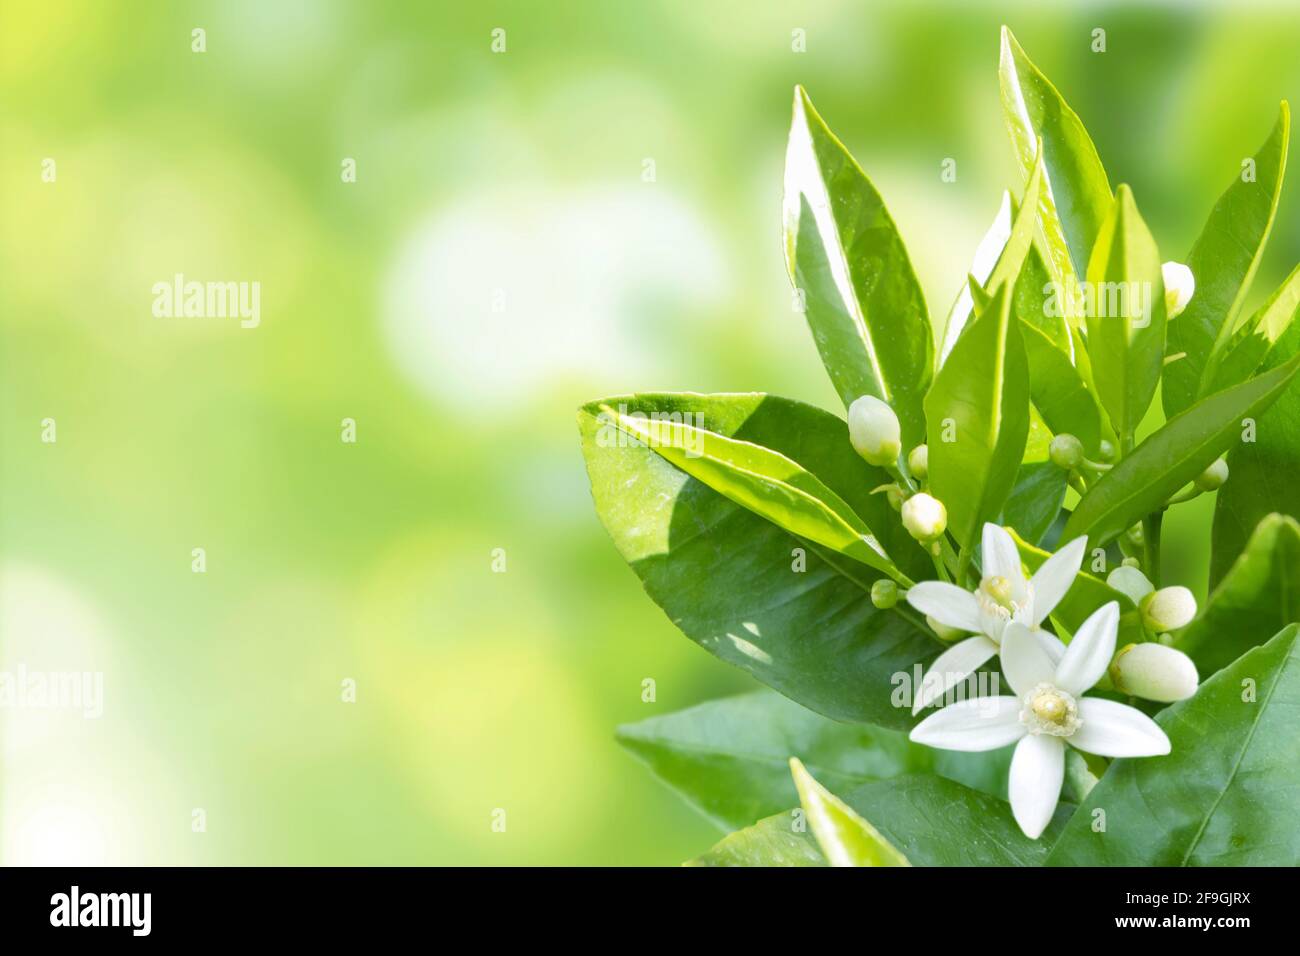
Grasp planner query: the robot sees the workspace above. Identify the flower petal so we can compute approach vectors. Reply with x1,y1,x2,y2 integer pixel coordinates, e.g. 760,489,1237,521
1071,697,1171,757
982,523,1023,582
1028,535,1087,626
910,696,1025,751
1035,629,1066,666
1054,601,1119,695
911,635,999,715
1009,734,1065,839
999,623,1057,697
906,581,982,632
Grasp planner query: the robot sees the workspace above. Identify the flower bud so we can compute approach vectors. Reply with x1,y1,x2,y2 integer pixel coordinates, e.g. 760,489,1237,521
907,444,929,480
1126,523,1144,548
870,579,898,609
901,492,946,542
1097,439,1116,462
1162,261,1195,320
926,615,965,642
1049,433,1084,470
847,395,902,467
1106,565,1154,606
1194,457,1229,492
1109,642,1199,702
1140,586,1197,633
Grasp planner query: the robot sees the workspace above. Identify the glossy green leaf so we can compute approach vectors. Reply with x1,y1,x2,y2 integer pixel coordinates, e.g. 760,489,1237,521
1063,352,1300,547
1206,262,1300,395
940,192,1013,366
925,285,1030,549
999,26,1112,291
1003,461,1068,546
616,689,929,831
1085,185,1167,445
1164,102,1291,417
617,689,1017,831
1021,320,1101,455
983,152,1044,297
686,812,825,867
1177,514,1300,676
594,400,902,578
578,393,935,729
1014,242,1073,355
784,86,933,447
1211,323,1300,583
1010,529,1143,645
791,758,910,866
1049,624,1300,865
840,774,1067,865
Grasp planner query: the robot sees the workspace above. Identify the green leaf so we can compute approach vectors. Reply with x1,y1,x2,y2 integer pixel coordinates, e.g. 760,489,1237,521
1063,352,1300,547
983,152,1044,297
1163,102,1291,417
1084,185,1167,445
1177,514,1300,676
1010,529,1143,645
940,192,1013,366
1048,624,1300,865
1205,262,1300,395
791,758,910,866
925,285,1030,549
1211,323,1300,583
616,689,929,831
1021,319,1102,455
1014,243,1073,354
686,812,826,867
999,26,1112,292
840,774,1066,865
1003,461,1068,546
784,86,933,447
578,393,935,729
594,400,902,579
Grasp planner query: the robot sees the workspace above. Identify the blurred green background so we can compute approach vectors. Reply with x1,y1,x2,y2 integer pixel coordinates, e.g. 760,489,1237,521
1,0,1297,864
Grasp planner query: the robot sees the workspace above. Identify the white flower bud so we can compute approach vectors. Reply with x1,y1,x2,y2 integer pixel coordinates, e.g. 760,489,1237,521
907,444,929,480
1109,642,1199,702
1195,457,1229,492
1162,261,1195,319
847,395,901,467
901,492,946,542
1106,565,1154,606
1140,585,1197,632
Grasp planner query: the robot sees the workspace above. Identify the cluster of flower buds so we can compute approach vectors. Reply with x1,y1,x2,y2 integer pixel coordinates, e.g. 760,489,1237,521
1101,564,1199,701
849,396,946,547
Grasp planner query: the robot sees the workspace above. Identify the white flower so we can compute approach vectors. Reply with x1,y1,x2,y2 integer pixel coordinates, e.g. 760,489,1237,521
911,603,1170,839
847,395,901,466
1162,261,1195,319
905,523,1086,714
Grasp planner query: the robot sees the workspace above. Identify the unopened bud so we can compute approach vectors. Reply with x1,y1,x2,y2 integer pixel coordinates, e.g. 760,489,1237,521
1140,586,1197,633
926,615,965,642
901,492,946,542
848,395,902,467
1126,523,1145,548
1098,439,1116,462
870,579,898,609
1194,458,1229,492
1106,565,1154,606
1110,642,1199,702
907,444,929,480
1162,261,1195,320
1049,434,1084,470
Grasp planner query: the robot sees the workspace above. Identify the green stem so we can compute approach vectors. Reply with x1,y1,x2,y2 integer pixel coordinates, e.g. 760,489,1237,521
1165,485,1202,507
930,548,951,583
1143,511,1163,587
